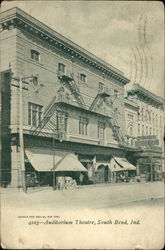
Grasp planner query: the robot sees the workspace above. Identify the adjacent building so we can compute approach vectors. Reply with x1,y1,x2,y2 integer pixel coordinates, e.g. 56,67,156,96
126,84,164,147
124,97,138,148
1,7,138,188
125,84,164,181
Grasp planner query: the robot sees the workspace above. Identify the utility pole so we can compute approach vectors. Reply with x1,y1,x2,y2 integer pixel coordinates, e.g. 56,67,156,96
53,132,56,190
150,156,153,182
19,77,26,192
19,75,38,192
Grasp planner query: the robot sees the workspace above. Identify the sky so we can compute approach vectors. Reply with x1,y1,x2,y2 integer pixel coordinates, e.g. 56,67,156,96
1,1,164,97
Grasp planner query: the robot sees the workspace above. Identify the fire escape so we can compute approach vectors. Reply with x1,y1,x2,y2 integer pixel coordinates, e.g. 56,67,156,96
30,96,62,137
30,68,85,138
89,87,110,112
57,70,85,109
89,87,126,147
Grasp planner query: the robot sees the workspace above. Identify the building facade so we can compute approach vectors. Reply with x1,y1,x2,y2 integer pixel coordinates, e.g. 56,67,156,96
1,8,138,188
125,84,164,181
124,98,138,148
126,84,164,148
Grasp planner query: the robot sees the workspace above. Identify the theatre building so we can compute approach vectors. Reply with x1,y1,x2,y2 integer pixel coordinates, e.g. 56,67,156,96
1,8,137,188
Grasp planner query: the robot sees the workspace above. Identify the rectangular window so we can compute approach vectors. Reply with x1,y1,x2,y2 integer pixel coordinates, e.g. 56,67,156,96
128,114,133,120
145,110,148,121
130,126,133,136
150,127,152,135
99,82,104,90
138,111,140,121
138,124,140,136
146,126,148,136
114,90,118,97
79,117,88,135
152,113,154,124
156,114,157,125
142,125,144,136
149,111,151,123
160,116,162,126
98,121,105,140
28,102,43,127
32,104,37,126
28,103,32,126
31,50,40,62
141,108,144,121
80,73,87,83
58,63,66,74
57,111,68,132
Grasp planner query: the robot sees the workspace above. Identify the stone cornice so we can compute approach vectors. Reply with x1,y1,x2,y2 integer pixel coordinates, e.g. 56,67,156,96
124,98,138,110
0,7,129,85
127,84,164,109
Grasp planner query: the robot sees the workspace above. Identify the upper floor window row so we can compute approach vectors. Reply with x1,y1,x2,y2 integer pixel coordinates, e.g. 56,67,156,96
31,50,40,62
58,63,87,83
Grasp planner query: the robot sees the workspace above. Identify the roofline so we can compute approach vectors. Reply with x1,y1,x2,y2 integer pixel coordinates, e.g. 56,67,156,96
0,7,129,84
124,98,139,110
127,84,164,106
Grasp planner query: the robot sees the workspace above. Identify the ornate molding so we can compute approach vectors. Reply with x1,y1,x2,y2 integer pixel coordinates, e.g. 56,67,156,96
1,7,129,85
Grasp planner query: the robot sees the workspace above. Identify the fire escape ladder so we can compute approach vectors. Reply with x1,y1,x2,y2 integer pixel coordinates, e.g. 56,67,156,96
31,96,58,136
104,97,126,146
89,87,110,111
68,80,85,109
111,116,125,145
89,94,102,111
57,71,85,109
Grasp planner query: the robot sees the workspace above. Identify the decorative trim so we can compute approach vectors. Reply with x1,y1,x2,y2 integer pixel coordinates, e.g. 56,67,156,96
1,7,129,85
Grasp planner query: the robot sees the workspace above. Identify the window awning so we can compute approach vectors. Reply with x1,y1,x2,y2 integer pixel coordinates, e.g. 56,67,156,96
108,158,122,172
25,148,87,172
113,157,136,171
55,154,87,172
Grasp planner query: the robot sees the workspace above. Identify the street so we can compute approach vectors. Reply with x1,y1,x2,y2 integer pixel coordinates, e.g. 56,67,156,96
1,181,164,209
1,181,164,249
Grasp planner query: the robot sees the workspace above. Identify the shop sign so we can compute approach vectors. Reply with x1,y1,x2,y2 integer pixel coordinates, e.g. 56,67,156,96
136,139,159,147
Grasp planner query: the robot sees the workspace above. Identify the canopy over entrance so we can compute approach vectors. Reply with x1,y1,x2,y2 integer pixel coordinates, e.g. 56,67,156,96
108,157,136,172
25,148,87,172
113,157,136,171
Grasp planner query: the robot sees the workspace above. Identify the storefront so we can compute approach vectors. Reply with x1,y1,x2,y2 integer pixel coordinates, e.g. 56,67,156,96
135,136,163,182
25,148,87,188
93,157,136,184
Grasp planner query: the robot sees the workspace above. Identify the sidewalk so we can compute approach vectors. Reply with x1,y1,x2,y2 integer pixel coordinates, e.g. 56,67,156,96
1,179,161,193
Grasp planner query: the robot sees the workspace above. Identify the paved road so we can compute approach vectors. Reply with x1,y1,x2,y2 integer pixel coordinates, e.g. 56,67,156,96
1,181,164,209
1,182,164,250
